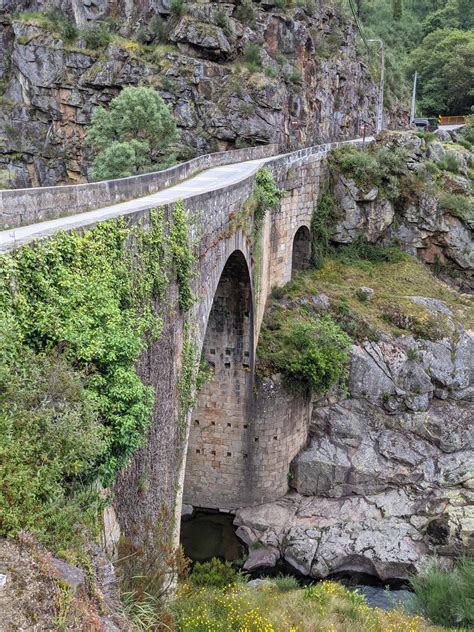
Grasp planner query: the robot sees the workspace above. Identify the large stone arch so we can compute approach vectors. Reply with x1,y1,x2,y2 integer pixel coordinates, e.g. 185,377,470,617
184,249,255,509
291,225,311,277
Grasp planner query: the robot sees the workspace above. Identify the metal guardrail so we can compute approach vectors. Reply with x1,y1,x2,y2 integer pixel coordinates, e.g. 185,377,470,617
438,116,466,125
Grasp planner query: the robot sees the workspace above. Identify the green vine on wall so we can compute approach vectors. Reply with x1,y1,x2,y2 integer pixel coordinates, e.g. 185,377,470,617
169,200,196,312
0,201,197,548
251,167,284,299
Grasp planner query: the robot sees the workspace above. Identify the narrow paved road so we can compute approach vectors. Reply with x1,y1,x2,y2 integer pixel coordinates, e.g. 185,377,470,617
438,124,465,132
0,157,270,253
0,137,372,253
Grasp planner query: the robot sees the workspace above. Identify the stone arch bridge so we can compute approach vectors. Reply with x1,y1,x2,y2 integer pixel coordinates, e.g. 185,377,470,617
0,138,368,544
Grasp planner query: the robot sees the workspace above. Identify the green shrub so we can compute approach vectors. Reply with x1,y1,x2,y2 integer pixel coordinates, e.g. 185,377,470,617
273,52,287,65
461,115,474,145
170,0,185,16
81,24,111,49
190,559,238,588
329,144,408,200
331,239,408,266
264,66,278,79
258,313,351,395
438,192,472,221
271,575,299,592
437,153,460,174
235,0,256,27
310,192,334,269
416,130,436,143
17,9,77,42
0,338,103,547
285,67,303,84
151,15,166,42
410,558,474,628
457,138,472,151
243,42,261,69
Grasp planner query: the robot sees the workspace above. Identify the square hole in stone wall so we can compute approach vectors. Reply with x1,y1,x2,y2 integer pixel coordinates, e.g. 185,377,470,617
196,449,201,454
226,452,232,457
211,450,216,456
194,420,200,425
243,424,248,429
254,437,259,442
225,348,231,355
273,436,278,440
210,348,216,354
211,421,216,426
227,422,231,427
224,362,231,368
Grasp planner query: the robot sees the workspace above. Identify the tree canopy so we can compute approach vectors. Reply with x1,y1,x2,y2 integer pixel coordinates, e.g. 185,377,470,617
409,28,474,115
358,0,474,115
86,86,179,180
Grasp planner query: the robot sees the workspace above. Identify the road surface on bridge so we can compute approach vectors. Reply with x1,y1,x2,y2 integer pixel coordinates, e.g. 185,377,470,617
0,138,373,254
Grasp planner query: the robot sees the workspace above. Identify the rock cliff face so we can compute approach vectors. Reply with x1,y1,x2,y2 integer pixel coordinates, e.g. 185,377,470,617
236,141,473,581
330,132,474,292
237,297,473,581
0,0,404,187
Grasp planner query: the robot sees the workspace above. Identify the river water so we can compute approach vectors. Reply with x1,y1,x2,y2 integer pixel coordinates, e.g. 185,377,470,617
180,509,415,613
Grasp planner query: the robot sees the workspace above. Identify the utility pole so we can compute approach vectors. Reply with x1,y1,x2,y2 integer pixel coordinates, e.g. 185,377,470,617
368,39,385,134
410,71,417,125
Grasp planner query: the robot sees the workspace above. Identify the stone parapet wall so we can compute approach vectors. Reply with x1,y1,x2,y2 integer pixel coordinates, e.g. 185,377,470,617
0,144,278,230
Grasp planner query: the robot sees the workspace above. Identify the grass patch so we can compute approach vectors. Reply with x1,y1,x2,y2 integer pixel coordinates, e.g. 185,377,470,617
411,558,474,629
15,9,78,41
258,253,472,354
171,578,450,631
438,192,473,223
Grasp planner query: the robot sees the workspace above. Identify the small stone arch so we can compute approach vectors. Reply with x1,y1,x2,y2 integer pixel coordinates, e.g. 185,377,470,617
291,225,311,277
184,249,254,509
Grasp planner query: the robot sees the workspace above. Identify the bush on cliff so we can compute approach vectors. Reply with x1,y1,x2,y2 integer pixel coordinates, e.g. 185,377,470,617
258,311,351,395
329,144,408,201
87,86,179,180
0,323,104,546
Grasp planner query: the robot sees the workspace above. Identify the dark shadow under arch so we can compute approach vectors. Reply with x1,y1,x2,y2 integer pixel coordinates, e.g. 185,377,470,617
291,225,311,278
183,250,254,508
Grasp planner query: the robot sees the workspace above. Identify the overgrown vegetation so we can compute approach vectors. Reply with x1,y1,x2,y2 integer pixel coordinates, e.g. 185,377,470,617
0,203,196,551
310,192,335,269
172,575,446,631
410,558,474,629
86,86,179,180
329,143,409,201
258,311,351,395
263,249,471,350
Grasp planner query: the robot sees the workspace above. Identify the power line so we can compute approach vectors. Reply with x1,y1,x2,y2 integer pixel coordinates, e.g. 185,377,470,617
347,0,372,55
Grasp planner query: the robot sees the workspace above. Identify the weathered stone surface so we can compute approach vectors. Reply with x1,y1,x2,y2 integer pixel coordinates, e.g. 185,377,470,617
243,546,280,572
0,1,406,187
330,132,474,291
236,309,473,581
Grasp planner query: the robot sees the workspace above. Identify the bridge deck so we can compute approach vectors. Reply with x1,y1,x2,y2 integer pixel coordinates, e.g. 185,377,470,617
0,156,274,253
0,136,373,253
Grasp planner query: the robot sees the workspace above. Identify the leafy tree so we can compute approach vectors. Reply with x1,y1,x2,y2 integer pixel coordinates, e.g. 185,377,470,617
87,86,179,180
392,0,402,21
0,317,104,546
409,28,474,115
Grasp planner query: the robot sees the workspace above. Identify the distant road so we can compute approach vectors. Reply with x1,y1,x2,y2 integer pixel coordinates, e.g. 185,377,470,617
438,124,465,131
